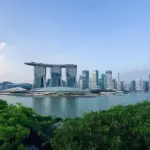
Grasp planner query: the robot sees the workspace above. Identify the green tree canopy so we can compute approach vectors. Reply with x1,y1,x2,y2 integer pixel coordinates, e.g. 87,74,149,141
52,101,150,150
0,99,62,150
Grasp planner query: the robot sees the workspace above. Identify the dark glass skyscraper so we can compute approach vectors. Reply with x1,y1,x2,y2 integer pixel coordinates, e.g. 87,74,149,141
66,67,77,87
130,80,136,91
143,81,149,92
51,72,61,87
101,74,106,90
81,70,89,89
120,81,124,91
112,79,117,89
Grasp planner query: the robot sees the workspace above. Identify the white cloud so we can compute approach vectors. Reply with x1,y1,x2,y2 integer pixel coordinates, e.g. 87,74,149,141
0,42,6,51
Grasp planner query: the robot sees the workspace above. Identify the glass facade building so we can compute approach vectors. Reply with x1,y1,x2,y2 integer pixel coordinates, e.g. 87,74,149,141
25,62,77,89
120,81,124,91
106,70,112,90
143,81,149,92
136,79,143,91
100,74,106,90
112,79,117,89
66,67,77,87
51,73,61,87
51,66,62,87
80,70,89,89
34,66,46,88
130,80,136,91
91,70,99,89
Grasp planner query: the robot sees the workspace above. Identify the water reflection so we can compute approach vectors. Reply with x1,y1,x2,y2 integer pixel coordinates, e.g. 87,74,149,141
32,97,46,115
96,96,109,110
63,97,78,118
4,93,148,118
32,96,78,118
48,97,63,117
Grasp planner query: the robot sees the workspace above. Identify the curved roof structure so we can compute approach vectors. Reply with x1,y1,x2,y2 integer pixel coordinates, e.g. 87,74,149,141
2,87,27,92
31,87,85,92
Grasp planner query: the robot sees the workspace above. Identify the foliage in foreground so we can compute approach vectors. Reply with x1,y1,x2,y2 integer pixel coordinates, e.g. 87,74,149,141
52,101,150,150
0,99,62,150
1,99,150,150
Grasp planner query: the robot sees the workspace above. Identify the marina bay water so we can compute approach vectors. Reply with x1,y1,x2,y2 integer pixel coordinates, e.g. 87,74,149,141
0,93,150,118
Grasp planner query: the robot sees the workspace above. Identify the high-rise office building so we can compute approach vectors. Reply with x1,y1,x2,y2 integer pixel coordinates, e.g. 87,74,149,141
136,79,143,91
80,70,89,89
34,66,46,88
91,70,99,89
112,79,117,90
130,80,136,92
143,81,149,92
120,81,124,91
66,67,77,87
98,78,103,89
100,74,106,90
106,70,112,90
123,83,130,91
51,66,62,87
117,73,120,91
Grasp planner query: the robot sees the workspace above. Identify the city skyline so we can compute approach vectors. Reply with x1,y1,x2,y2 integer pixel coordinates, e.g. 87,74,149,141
1,59,150,83
0,0,150,83
1,67,150,92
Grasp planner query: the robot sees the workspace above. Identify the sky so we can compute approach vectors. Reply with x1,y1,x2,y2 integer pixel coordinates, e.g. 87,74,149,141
0,0,150,83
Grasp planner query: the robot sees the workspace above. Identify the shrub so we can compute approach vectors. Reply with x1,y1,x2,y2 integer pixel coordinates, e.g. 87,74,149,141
0,100,61,150
52,101,150,150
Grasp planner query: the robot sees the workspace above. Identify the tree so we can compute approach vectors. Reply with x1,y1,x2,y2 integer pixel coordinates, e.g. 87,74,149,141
0,100,61,150
52,101,150,150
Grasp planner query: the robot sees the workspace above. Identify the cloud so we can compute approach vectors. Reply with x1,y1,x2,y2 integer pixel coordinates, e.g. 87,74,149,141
0,42,6,51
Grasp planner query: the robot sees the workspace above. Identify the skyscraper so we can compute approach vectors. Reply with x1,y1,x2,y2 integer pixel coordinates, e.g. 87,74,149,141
120,81,124,91
34,66,46,88
101,74,106,90
143,81,149,92
136,79,143,91
106,70,112,90
130,80,136,92
112,79,117,90
91,70,99,89
25,62,77,88
117,73,120,91
80,70,89,89
98,78,103,89
51,66,62,87
66,67,77,87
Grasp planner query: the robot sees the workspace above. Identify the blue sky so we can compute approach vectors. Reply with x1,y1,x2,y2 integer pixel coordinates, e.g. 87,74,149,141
0,0,150,83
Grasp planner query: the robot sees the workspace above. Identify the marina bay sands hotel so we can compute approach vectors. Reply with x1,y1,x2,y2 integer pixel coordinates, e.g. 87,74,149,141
25,62,77,89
